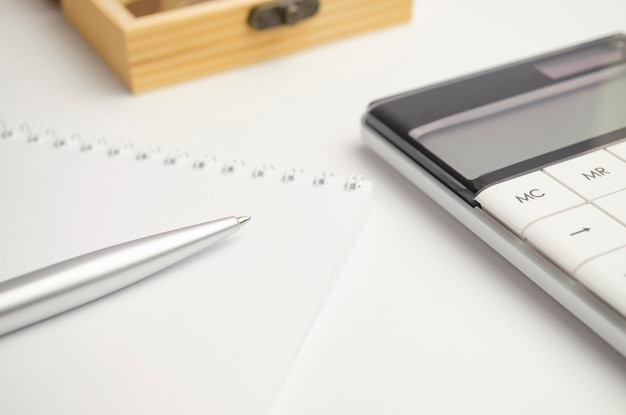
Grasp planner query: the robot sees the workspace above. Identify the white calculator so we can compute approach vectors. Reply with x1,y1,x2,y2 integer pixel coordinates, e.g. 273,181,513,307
362,34,626,356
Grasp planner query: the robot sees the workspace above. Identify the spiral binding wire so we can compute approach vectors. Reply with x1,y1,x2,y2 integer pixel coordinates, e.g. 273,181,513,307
0,120,12,139
282,168,302,183
222,159,245,174
313,171,333,187
252,164,273,178
0,120,367,191
192,155,217,170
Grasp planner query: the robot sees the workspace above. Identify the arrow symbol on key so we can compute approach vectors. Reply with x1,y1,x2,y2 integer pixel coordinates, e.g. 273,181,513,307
570,227,590,236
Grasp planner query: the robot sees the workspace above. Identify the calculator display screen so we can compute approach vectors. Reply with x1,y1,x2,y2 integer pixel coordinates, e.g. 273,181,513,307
416,64,626,180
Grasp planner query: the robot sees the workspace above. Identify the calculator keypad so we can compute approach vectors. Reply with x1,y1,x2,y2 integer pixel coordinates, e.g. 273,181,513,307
608,141,626,161
473,171,584,234
594,190,626,225
524,205,626,273
575,247,626,317
543,150,626,201
476,140,626,317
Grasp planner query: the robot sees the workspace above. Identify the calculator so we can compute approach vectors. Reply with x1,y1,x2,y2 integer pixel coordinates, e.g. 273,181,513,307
362,34,626,356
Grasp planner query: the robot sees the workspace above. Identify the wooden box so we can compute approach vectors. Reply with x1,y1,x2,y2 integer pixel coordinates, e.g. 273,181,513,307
61,0,412,93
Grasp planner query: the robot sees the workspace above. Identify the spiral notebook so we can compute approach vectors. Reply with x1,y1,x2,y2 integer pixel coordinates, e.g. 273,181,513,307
0,123,372,415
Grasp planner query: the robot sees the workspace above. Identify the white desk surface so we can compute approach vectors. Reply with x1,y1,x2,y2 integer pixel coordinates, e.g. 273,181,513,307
2,1,626,413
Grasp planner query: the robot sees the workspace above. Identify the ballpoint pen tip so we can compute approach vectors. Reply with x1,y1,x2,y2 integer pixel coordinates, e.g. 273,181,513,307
237,216,251,225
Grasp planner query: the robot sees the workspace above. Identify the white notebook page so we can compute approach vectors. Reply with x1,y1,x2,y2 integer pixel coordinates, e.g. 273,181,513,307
0,126,371,415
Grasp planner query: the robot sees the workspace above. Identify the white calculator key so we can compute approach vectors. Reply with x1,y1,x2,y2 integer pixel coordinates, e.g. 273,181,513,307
575,247,626,317
476,171,584,234
543,150,626,200
607,140,626,161
594,189,626,226
523,204,626,273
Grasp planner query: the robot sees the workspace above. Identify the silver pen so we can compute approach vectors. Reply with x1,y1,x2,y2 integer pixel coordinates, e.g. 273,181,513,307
0,215,250,337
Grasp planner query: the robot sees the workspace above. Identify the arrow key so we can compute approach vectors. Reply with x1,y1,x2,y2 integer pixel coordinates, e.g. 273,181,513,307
523,204,626,273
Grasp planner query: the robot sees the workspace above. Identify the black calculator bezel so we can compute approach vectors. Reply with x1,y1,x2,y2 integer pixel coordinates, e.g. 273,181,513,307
364,34,626,206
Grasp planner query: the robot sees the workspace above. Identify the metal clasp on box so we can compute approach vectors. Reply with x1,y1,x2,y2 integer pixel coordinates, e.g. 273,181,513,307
248,0,320,30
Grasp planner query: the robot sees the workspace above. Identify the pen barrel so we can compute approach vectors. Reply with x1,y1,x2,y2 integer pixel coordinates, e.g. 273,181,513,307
0,217,241,337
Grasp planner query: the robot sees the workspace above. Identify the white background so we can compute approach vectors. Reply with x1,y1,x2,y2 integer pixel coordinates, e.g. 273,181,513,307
2,1,626,414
